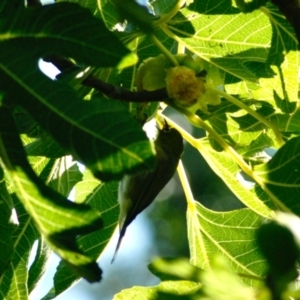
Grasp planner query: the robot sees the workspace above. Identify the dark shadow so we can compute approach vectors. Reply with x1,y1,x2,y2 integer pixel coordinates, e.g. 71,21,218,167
187,0,240,15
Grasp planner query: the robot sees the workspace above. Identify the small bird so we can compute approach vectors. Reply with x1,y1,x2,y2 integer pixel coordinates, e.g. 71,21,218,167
112,121,184,262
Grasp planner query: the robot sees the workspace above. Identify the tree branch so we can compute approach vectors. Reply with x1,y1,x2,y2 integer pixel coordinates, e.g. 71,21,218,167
44,55,168,103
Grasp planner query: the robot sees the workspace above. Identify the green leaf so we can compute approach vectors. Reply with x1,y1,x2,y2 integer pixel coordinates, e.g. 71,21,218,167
264,3,298,66
201,255,257,300
205,104,273,152
224,5,299,107
0,2,135,68
270,108,300,133
169,1,271,81
149,257,202,282
187,202,267,285
57,0,122,30
152,0,179,15
0,106,103,282
28,237,51,294
254,136,300,215
113,280,202,300
42,170,119,299
0,2,150,181
198,139,274,217
113,0,157,33
25,136,66,158
20,93,156,181
0,196,39,300
251,50,300,110
0,140,54,299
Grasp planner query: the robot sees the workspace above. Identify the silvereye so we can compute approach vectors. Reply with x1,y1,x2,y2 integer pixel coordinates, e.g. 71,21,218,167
112,121,184,262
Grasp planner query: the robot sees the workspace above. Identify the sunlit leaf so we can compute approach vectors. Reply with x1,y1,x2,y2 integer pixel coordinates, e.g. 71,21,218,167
198,139,274,217
201,255,257,300
48,157,82,197
168,0,271,81
187,201,267,286
149,257,202,282
113,280,202,300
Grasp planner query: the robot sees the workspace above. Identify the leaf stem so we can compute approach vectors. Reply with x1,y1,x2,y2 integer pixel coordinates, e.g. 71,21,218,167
148,34,179,66
213,88,285,147
177,160,196,210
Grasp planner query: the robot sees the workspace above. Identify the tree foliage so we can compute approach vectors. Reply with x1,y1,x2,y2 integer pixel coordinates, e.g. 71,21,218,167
0,0,300,299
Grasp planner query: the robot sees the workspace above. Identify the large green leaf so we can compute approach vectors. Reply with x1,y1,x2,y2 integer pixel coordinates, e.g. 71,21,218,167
42,170,119,299
19,91,156,181
187,202,267,286
0,106,103,282
0,1,135,67
0,1,153,181
166,0,271,81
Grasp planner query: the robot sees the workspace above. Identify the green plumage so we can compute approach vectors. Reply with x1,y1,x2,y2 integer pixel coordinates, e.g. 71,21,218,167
112,123,184,262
